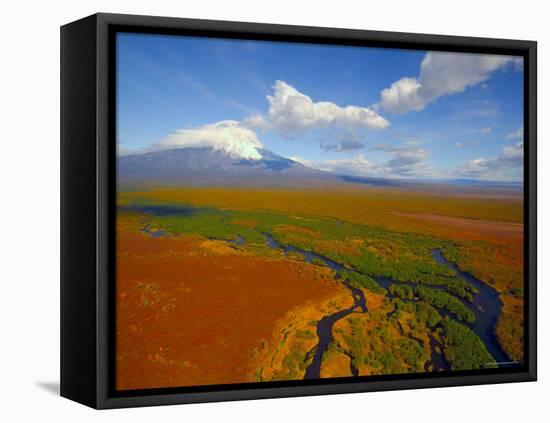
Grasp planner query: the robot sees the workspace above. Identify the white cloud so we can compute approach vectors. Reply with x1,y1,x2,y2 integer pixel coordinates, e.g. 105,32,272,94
242,114,270,131
245,80,389,136
147,81,390,159
500,142,524,163
311,145,434,178
316,154,380,176
479,127,492,134
313,142,523,181
379,52,518,113
506,126,524,139
454,142,464,148
155,120,263,160
378,77,425,114
455,141,523,180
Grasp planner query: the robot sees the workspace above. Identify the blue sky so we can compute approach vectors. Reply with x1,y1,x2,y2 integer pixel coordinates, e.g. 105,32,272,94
117,32,524,181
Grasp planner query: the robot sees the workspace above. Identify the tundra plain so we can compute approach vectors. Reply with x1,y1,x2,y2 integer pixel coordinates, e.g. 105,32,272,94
116,184,524,390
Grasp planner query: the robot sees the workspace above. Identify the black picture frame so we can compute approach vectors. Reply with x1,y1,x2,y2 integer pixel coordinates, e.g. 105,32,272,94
61,12,537,409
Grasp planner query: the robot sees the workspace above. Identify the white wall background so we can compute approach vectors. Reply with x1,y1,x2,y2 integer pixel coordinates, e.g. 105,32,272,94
1,0,546,421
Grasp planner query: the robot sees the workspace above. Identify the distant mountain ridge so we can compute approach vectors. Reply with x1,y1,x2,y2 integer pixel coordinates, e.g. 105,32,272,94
118,147,338,187
118,147,523,190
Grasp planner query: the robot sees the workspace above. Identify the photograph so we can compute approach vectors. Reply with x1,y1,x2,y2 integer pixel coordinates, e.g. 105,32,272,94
1,0,546,420
114,32,526,390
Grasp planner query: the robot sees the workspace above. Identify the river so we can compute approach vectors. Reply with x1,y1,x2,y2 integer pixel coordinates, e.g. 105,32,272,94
260,234,515,375
262,234,368,378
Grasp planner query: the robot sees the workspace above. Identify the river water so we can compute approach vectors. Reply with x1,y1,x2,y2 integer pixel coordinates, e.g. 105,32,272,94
431,249,516,367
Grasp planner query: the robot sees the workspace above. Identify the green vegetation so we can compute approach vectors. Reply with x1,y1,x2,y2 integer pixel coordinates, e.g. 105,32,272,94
147,208,267,244
276,343,310,380
390,297,411,315
388,299,441,332
389,284,414,300
398,338,425,367
447,284,474,302
346,317,404,374
413,302,442,328
337,269,384,294
311,258,327,267
125,202,477,298
440,318,497,370
341,313,426,374
415,286,476,323
321,342,346,364
295,329,316,340
509,287,524,298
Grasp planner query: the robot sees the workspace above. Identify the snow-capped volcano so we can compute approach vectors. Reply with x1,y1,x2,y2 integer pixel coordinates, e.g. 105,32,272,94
155,120,263,161
117,146,338,187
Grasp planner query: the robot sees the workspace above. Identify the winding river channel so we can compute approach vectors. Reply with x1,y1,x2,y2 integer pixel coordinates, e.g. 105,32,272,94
260,234,515,376
126,204,515,377
263,234,367,378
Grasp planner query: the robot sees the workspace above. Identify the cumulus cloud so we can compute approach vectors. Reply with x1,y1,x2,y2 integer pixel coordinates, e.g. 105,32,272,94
379,52,518,113
242,114,270,131
506,126,524,139
455,141,523,180
146,81,391,159
155,120,263,160
479,127,492,134
245,80,389,136
146,81,390,160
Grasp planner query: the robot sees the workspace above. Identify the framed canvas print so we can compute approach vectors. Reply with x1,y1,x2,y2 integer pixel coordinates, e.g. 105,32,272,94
60,13,537,409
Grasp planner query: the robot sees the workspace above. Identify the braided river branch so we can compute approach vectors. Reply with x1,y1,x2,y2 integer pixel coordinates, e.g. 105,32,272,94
260,234,514,377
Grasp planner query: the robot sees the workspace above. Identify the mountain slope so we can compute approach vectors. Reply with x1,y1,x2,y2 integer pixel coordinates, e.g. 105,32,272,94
118,147,338,187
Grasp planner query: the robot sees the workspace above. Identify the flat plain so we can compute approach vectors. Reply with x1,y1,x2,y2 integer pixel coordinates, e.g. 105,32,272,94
116,183,524,389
